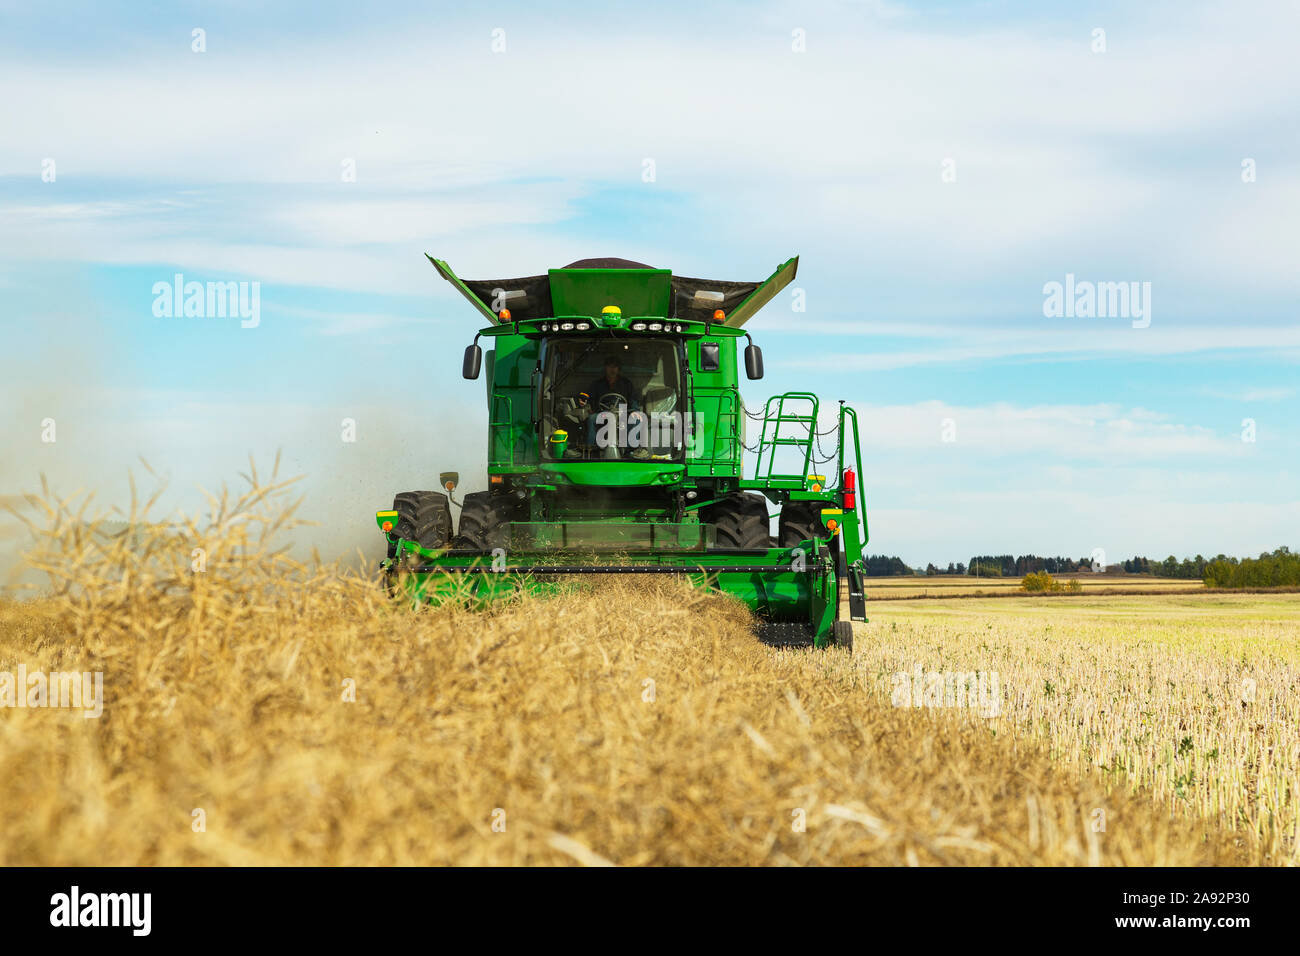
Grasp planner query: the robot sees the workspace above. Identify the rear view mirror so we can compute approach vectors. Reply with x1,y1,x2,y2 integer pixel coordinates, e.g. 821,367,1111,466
699,342,721,372
463,344,482,379
744,343,764,380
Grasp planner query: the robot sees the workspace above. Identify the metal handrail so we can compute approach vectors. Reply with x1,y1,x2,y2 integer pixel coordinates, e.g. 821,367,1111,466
839,403,868,541
489,393,517,468
754,392,819,482
710,388,739,464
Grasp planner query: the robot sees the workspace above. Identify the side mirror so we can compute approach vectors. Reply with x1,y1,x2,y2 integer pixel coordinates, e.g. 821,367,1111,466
462,343,482,380
744,343,764,380
699,341,721,372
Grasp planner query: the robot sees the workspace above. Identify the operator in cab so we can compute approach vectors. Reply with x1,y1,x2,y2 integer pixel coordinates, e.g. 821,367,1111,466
581,354,641,413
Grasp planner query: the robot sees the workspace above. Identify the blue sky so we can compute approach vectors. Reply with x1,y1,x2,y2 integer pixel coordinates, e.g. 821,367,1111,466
1,0,1297,574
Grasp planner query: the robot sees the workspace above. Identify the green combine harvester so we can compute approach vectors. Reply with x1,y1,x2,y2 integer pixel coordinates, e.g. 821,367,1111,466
376,255,867,648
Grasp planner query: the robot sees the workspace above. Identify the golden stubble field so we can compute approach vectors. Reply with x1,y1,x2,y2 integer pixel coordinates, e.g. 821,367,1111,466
867,595,1300,861
0,473,1294,865
865,575,1206,599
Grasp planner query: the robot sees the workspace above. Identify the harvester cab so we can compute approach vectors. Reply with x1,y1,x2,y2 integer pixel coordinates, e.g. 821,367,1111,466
376,254,868,648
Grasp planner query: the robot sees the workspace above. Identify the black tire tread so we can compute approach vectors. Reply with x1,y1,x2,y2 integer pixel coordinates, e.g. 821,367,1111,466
390,490,452,556
778,500,834,549
455,491,519,552
704,492,771,550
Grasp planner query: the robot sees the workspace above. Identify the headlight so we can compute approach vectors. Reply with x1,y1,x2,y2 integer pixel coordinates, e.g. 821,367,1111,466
631,322,647,331
575,322,590,330
648,322,662,331
560,322,574,331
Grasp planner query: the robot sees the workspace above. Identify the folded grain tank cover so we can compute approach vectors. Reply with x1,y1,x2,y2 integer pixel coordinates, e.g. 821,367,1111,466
463,273,553,321
669,275,760,324
427,254,798,327
705,256,799,328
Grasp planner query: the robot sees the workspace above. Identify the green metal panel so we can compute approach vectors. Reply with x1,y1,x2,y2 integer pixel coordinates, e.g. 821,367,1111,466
540,461,685,486
488,333,539,470
510,520,710,551
685,335,742,475
427,255,501,323
548,268,672,318
725,256,799,328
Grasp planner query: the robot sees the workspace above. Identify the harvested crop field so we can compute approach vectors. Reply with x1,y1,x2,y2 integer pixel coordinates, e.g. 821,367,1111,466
0,479,1294,866
865,575,1207,599
868,594,1300,861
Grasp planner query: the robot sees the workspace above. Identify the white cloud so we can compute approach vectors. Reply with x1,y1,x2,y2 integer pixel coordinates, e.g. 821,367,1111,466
271,304,430,336
850,400,1240,460
1199,385,1297,403
783,325,1300,369
3,2,1300,292
270,187,586,246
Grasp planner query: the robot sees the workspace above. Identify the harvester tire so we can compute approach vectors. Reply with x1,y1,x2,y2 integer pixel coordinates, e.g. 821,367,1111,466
455,491,518,552
832,620,854,652
390,491,453,558
778,500,835,549
704,493,771,550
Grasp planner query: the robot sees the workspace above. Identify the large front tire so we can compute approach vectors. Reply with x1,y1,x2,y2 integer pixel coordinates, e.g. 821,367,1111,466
778,500,835,549
703,492,771,550
389,491,452,559
455,491,520,552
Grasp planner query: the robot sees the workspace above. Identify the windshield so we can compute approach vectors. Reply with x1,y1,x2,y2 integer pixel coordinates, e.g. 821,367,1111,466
541,338,685,461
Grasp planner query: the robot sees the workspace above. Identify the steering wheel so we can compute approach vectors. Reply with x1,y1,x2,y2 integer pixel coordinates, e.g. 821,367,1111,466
598,392,628,412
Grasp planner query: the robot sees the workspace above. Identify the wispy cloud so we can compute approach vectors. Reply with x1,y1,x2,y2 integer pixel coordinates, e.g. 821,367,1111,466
846,400,1241,459
4,2,1300,293
272,304,432,336
785,327,1300,370
1198,385,1298,403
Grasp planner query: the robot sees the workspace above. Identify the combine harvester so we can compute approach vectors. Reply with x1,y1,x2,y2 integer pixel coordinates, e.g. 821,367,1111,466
376,256,867,648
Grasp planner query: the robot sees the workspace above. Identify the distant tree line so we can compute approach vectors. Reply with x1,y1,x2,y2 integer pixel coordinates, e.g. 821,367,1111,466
865,555,1097,577
1202,548,1300,588
967,555,1095,576
1121,555,1208,578
864,557,972,576
864,555,914,576
865,548,1298,585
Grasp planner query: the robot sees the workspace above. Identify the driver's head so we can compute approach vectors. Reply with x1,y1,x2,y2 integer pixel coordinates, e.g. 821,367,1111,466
603,355,621,384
